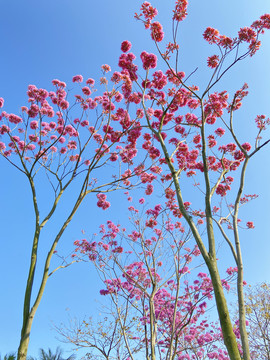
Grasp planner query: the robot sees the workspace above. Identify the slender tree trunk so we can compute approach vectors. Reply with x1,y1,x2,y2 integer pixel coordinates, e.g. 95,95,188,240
234,158,251,360
157,135,242,359
17,229,40,360
17,315,34,360
16,177,86,360
149,297,156,360
207,261,242,360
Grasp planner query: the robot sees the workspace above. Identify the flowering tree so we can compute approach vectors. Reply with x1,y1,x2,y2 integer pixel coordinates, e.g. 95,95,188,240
2,1,270,359
240,283,270,359
63,205,236,359
0,72,148,360
72,1,269,359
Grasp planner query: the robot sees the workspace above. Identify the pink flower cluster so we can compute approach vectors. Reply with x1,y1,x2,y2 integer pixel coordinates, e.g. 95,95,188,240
246,221,255,229
150,21,164,42
140,51,157,70
73,207,234,358
204,91,229,124
138,1,158,25
255,114,270,130
203,14,270,57
121,40,132,53
227,83,249,112
0,98,4,108
152,70,167,89
173,0,188,22
72,75,83,83
97,194,111,210
207,55,219,68
118,51,138,81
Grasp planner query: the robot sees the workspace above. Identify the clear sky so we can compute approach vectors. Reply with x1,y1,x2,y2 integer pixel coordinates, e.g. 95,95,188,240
1,0,270,358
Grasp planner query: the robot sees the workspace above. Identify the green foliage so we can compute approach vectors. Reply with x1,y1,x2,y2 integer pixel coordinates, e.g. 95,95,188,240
0,353,16,360
28,348,75,360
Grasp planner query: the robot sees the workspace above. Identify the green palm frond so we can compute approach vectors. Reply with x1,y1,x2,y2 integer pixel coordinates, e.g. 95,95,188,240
0,353,16,360
38,348,75,360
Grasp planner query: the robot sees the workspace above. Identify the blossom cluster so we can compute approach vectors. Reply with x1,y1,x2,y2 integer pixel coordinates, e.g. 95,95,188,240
72,204,242,359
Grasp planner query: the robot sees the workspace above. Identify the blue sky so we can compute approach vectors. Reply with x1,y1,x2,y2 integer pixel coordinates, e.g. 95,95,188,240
1,0,270,358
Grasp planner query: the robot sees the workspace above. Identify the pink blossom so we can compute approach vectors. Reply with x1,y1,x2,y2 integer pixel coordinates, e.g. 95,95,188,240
80,120,89,127
72,75,83,83
28,104,39,118
234,150,244,161
173,0,188,22
151,22,164,42
208,135,217,148
246,221,255,229
114,92,123,103
49,122,57,129
118,53,138,81
59,136,66,144
0,125,11,134
82,86,91,96
67,140,77,150
111,72,122,84
255,114,270,130
18,141,25,151
140,51,157,70
8,114,23,124
206,115,216,124
226,267,238,275
65,124,77,136
219,35,234,49
52,79,60,86
216,184,227,197
88,99,97,109
203,27,220,44
139,2,158,22
145,184,154,195
59,100,69,110
179,266,189,274
152,70,167,89
186,170,196,177
112,246,123,253
60,147,67,154
29,134,39,142
11,136,20,143
0,97,4,108
193,134,201,144
97,193,111,210
26,144,36,151
69,154,81,162
110,153,118,162
3,150,12,157
207,55,219,68
215,127,225,136
242,142,251,151
101,64,111,73
86,78,95,86
121,40,132,53
238,27,256,43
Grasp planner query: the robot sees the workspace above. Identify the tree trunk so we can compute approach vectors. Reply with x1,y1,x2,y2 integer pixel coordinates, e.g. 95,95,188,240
17,316,33,360
208,261,242,360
